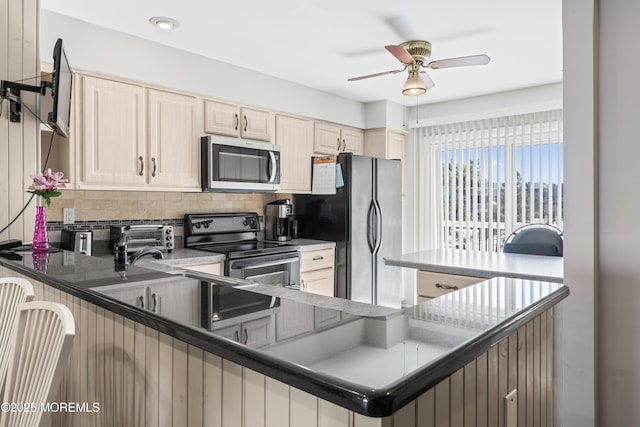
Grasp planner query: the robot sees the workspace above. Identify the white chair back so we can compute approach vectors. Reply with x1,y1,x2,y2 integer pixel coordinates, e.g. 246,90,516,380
0,278,34,390
0,301,75,427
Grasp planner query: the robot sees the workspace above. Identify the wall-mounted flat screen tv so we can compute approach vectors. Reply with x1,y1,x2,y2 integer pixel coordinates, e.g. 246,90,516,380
47,38,72,139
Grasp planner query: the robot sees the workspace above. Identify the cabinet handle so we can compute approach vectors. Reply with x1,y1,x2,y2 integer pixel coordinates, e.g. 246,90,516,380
137,295,144,309
151,157,157,178
138,156,144,176
312,256,324,261
342,139,346,151
301,279,306,291
336,137,341,150
243,115,248,132
234,330,240,342
151,293,158,313
243,328,249,344
435,283,459,291
234,113,239,131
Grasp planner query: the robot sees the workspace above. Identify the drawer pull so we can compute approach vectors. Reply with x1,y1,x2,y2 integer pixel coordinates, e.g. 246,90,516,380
435,283,459,291
312,256,324,261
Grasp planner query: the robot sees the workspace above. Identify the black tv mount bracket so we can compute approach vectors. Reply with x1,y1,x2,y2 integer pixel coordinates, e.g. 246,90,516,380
1,79,52,123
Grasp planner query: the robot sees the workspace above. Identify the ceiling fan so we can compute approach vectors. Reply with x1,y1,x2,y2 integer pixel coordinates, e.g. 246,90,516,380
348,40,490,96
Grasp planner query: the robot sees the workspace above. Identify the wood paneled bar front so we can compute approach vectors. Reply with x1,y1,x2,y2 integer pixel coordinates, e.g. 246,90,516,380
0,253,566,427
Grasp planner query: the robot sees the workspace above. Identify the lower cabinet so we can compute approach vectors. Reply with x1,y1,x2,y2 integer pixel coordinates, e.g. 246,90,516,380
416,271,484,302
275,299,314,341
299,247,335,297
216,316,274,348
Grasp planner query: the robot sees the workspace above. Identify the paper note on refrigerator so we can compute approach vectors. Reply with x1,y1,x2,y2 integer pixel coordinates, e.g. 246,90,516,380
312,156,337,195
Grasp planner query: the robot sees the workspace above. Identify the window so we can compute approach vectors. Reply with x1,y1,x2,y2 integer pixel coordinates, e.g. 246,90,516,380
425,110,563,252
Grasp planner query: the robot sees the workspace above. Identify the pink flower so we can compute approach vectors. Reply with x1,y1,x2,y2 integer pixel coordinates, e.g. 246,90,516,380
27,169,68,207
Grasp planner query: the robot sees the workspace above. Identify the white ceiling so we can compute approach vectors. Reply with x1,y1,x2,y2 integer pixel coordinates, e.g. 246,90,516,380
40,0,563,106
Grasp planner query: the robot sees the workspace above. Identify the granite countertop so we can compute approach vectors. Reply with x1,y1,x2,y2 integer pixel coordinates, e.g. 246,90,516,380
385,248,563,283
0,250,568,417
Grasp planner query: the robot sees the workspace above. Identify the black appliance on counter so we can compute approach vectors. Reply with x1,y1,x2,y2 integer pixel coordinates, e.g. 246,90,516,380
184,213,300,288
59,228,93,255
264,199,298,241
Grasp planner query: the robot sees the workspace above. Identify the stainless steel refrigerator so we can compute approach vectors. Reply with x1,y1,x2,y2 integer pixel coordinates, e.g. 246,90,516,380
293,153,402,308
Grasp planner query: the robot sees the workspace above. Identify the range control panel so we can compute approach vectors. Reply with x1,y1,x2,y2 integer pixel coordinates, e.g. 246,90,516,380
185,213,260,236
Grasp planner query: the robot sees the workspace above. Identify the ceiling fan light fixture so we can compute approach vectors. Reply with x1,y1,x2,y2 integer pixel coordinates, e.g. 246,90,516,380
149,16,180,30
402,72,427,96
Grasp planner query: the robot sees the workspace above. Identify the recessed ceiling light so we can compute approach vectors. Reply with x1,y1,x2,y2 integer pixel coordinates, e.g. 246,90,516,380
149,16,179,30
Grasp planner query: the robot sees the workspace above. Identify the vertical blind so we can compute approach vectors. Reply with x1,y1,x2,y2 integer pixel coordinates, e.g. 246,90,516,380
424,109,563,252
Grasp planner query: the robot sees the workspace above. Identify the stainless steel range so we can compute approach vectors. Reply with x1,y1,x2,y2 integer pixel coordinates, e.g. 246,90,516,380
184,213,300,288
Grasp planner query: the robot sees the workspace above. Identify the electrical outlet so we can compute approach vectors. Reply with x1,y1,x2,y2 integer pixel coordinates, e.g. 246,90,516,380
63,207,75,224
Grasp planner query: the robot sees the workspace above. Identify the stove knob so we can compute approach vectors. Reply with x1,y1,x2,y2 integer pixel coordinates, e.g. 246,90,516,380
204,222,210,228
194,223,201,229
243,219,248,226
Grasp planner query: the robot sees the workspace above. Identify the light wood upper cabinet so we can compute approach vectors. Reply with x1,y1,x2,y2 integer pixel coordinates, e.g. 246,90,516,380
80,75,146,186
276,114,313,193
204,100,271,141
147,89,200,189
364,128,406,194
77,74,201,191
314,122,363,155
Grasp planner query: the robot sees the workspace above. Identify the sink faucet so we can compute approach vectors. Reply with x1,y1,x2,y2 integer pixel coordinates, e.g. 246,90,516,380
128,248,164,264
114,232,164,272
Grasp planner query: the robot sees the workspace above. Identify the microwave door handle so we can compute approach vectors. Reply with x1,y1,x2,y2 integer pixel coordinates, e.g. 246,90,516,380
268,151,277,183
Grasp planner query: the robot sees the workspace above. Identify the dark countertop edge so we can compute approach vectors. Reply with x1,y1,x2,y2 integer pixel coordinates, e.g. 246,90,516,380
0,258,568,418
384,259,564,283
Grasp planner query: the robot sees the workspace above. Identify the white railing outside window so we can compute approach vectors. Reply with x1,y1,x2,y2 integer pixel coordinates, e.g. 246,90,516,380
423,110,563,252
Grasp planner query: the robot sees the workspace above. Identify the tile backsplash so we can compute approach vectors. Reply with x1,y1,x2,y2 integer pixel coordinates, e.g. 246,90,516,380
47,190,289,223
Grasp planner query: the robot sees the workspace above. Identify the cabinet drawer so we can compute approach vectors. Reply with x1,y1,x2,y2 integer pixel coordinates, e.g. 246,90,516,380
300,248,335,272
416,271,484,298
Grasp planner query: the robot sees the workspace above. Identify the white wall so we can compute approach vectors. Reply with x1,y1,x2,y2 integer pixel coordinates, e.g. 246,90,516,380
407,82,563,127
596,1,640,425
0,0,39,242
562,0,597,425
39,10,367,128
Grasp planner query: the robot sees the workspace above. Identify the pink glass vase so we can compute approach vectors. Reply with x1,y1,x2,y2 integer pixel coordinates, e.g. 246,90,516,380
32,205,49,253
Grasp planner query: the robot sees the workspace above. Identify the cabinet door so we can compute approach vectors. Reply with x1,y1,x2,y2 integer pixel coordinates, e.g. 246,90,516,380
341,127,364,155
147,89,201,189
240,317,273,348
276,115,313,193
275,299,314,341
95,283,148,310
204,100,240,137
240,107,271,141
147,279,201,325
301,268,334,297
314,122,341,155
80,75,146,186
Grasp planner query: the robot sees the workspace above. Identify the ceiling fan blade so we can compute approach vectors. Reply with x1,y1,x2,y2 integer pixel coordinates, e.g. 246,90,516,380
347,68,406,82
427,54,490,69
420,71,436,89
385,45,415,65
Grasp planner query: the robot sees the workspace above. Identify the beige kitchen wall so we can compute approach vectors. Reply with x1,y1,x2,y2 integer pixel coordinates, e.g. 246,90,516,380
47,190,288,222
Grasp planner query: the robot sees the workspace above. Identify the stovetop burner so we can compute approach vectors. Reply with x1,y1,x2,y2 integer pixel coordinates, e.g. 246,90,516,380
194,240,298,259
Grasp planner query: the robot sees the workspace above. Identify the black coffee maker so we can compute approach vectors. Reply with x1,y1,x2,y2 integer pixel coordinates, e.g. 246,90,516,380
264,199,298,241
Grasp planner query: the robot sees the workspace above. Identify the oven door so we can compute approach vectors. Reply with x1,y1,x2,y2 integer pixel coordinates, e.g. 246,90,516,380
228,252,300,288
202,135,280,192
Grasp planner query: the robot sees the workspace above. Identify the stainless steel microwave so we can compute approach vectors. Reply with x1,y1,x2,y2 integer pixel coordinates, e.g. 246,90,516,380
201,135,280,192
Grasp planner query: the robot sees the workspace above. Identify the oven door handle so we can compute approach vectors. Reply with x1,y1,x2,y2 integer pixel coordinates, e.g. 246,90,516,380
268,151,277,183
229,256,300,271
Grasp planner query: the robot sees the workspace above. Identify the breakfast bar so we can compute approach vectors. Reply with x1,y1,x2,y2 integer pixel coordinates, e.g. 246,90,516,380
0,251,567,426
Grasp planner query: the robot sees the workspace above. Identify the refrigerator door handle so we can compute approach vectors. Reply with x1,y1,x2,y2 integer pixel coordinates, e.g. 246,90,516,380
373,200,383,254
367,201,376,253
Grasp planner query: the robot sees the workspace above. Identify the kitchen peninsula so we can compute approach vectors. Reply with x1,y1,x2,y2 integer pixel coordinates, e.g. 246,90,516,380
0,252,567,426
